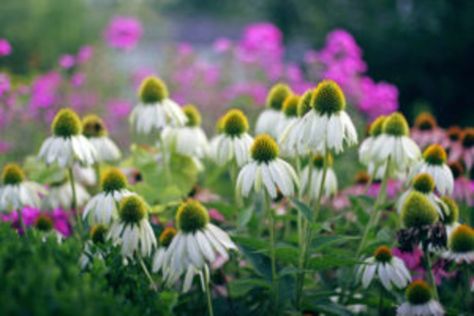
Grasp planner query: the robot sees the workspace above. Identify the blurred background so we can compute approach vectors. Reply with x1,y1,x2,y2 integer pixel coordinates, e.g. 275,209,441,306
0,0,473,160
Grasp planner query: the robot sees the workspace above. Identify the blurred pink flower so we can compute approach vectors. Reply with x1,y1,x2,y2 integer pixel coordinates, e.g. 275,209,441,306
107,99,132,119
0,141,11,154
103,16,143,51
393,247,423,270
132,68,156,88
30,71,62,110
59,54,75,69
358,77,399,119
77,45,94,64
238,22,283,63
0,73,10,97
213,37,232,53
208,208,225,222
71,73,86,87
177,42,193,58
0,39,12,57
224,82,267,105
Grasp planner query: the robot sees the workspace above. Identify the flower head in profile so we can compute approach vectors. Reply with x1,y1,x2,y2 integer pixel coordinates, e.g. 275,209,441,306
160,200,237,292
358,245,411,291
255,83,292,138
449,161,473,206
236,134,299,199
43,175,90,210
276,94,300,156
38,108,97,167
400,191,438,229
152,226,177,273
300,80,358,153
371,112,421,176
397,280,444,316
410,144,453,195
83,168,134,225
129,76,187,134
300,153,338,202
0,163,46,212
82,114,121,162
0,39,12,57
210,109,253,167
80,224,108,269
411,112,446,149
103,16,143,51
108,195,156,258
442,224,474,264
359,115,391,179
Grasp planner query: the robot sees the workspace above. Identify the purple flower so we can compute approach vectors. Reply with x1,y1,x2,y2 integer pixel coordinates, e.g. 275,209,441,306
237,22,283,67
358,77,399,119
103,16,143,51
71,73,86,87
107,99,132,119
213,37,232,53
209,208,225,222
393,246,423,270
52,208,73,237
30,71,62,110
0,73,11,97
77,45,93,64
0,39,12,57
58,54,75,69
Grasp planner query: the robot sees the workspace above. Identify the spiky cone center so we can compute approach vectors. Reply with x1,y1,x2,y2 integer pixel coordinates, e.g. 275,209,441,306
282,95,300,117
447,126,462,142
139,76,169,104
406,280,432,305
52,108,82,137
369,115,387,137
312,153,333,169
222,109,249,137
90,224,108,244
423,144,447,165
462,128,474,149
374,245,392,263
311,80,346,115
440,196,459,225
183,104,202,127
401,191,438,228
159,227,177,247
414,112,437,131
449,224,474,253
266,83,292,111
382,112,409,136
2,163,25,185
119,195,147,224
251,134,279,163
82,114,107,138
176,199,209,233
412,173,435,194
35,214,53,232
101,168,128,193
354,171,370,185
297,90,312,117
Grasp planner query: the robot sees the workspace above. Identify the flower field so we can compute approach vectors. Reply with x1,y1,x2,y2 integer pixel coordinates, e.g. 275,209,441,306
0,11,473,316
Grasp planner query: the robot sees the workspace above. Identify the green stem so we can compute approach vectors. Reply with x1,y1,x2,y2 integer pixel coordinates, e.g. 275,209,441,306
17,209,29,240
265,192,279,307
355,158,391,257
378,284,384,315
203,267,215,316
68,167,83,233
139,255,157,291
423,244,439,301
296,147,330,309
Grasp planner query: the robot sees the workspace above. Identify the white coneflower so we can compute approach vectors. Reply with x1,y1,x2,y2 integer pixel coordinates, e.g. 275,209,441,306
276,94,300,140
38,108,97,168
108,195,156,258
442,224,474,264
34,213,63,243
161,104,208,169
82,114,121,162
439,196,460,236
80,224,108,269
279,89,312,156
359,115,392,180
300,80,358,153
160,200,237,292
396,173,446,220
73,164,97,187
400,191,439,229
397,280,444,316
358,245,411,291
152,226,177,273
411,112,446,149
236,134,299,199
410,144,454,195
43,178,90,210
129,76,187,134
0,163,46,212
83,168,134,225
210,109,253,167
207,115,225,161
371,112,421,176
300,153,337,201
255,83,292,138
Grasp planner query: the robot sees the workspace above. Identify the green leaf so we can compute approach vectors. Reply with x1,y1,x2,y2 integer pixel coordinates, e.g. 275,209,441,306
228,279,271,297
292,198,313,221
312,235,360,251
348,195,370,226
308,255,360,271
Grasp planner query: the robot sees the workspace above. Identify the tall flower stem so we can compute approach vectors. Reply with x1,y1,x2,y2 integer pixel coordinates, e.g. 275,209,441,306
203,267,215,316
16,209,29,240
422,243,439,300
296,147,329,309
68,167,83,233
355,158,391,257
265,192,279,306
378,284,385,314
138,255,157,291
